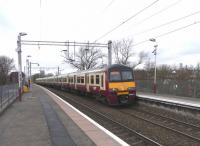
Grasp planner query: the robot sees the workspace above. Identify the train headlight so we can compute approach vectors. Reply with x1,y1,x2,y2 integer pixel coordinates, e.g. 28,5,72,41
128,87,136,94
109,88,118,94
128,87,135,91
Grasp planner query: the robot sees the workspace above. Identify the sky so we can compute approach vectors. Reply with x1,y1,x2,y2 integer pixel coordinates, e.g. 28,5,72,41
0,0,200,75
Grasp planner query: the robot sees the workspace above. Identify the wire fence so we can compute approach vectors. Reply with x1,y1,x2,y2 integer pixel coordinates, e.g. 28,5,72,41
0,84,18,112
136,79,200,98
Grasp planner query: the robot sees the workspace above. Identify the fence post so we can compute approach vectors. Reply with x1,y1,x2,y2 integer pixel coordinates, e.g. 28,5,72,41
0,86,2,109
8,85,10,104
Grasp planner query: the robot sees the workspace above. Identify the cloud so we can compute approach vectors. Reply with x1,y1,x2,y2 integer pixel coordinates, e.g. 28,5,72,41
0,11,13,30
0,0,200,74
180,41,200,55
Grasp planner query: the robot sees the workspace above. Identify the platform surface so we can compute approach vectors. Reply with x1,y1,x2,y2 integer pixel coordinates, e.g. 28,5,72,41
0,84,126,146
137,92,200,108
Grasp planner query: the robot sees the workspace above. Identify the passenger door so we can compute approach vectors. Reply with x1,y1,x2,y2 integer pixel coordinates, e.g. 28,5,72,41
86,74,90,92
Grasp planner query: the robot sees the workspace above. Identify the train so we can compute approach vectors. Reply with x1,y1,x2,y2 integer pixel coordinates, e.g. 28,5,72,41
36,64,136,105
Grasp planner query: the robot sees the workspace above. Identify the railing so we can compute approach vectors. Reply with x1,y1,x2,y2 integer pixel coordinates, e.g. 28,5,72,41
136,79,200,98
0,84,18,113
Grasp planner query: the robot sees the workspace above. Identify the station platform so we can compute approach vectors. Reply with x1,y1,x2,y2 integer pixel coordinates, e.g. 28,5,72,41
0,84,127,146
137,92,200,109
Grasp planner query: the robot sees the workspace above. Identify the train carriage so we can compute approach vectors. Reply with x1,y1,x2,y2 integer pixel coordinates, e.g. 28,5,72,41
106,64,136,105
36,64,136,105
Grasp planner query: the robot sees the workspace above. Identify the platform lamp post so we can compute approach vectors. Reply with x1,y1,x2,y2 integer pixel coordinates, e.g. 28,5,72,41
17,32,27,101
149,38,158,94
26,55,31,88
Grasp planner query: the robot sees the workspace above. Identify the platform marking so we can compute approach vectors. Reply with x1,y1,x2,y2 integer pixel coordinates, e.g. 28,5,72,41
38,85,129,146
39,90,76,146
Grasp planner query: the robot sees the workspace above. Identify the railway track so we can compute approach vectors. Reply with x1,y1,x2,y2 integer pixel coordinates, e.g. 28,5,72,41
47,87,200,145
49,88,162,146
133,108,200,129
120,108,200,144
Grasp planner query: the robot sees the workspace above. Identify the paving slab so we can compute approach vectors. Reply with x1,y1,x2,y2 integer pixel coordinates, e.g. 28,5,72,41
0,85,96,146
0,92,52,146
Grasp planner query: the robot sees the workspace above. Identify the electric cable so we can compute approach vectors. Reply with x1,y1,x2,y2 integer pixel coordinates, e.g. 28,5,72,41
132,21,200,46
135,10,200,36
94,0,160,42
132,0,182,27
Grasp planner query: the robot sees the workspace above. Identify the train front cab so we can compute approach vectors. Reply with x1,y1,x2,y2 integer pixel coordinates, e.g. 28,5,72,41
106,65,136,105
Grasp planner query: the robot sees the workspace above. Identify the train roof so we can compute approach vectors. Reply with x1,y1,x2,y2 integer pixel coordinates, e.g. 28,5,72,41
67,64,133,75
107,64,133,70
36,64,133,80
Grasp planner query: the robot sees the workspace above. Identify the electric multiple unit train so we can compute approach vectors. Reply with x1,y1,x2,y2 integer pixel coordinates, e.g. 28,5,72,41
36,64,136,105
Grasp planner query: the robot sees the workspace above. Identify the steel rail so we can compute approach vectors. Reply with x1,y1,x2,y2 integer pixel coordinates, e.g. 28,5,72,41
133,108,200,129
120,110,200,143
50,88,163,146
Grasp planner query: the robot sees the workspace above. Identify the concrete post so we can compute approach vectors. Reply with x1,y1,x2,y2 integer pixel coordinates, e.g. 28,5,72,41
153,44,157,94
108,40,112,66
17,35,22,101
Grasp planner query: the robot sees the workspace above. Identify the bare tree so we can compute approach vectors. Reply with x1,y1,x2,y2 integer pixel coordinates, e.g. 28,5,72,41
113,39,148,68
0,56,15,85
63,47,105,70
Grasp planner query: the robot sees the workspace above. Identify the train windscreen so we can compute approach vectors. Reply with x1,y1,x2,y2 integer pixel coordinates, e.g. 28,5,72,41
121,71,133,81
110,71,121,82
109,70,133,82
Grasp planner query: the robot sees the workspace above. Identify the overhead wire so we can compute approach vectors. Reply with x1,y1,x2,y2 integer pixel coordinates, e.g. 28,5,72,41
132,21,200,46
102,0,115,12
135,10,200,36
94,0,160,42
130,0,182,28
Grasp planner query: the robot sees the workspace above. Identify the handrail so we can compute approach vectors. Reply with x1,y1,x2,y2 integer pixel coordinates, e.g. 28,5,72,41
0,84,18,113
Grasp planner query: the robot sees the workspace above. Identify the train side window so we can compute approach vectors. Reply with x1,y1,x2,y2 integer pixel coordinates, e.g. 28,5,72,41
101,75,104,87
81,77,84,83
91,75,94,84
96,75,99,85
77,77,80,83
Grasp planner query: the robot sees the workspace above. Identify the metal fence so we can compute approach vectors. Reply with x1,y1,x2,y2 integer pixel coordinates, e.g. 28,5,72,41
136,79,200,98
0,84,18,112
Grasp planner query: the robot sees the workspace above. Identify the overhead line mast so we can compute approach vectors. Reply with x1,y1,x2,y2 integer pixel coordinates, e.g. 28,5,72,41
20,40,113,66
